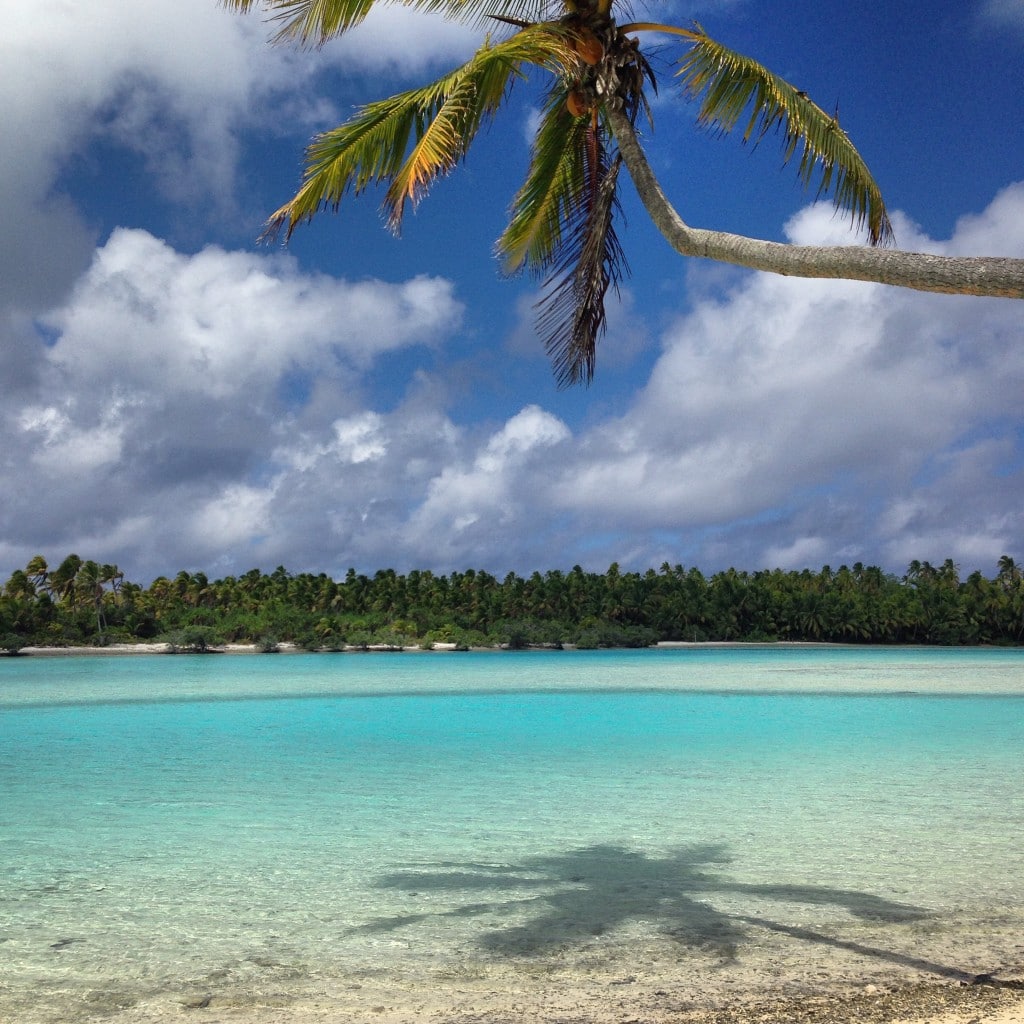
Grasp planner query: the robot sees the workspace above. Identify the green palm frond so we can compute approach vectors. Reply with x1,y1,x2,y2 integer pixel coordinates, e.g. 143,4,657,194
265,25,577,237
222,0,550,45
675,24,893,245
497,88,591,276
535,120,627,388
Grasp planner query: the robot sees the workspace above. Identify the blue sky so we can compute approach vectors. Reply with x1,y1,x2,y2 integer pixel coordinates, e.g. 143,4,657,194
2,0,1023,584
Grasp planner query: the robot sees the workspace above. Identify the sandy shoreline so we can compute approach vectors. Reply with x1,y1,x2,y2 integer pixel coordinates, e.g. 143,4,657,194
307,979,1024,1024
54,974,1024,1024
12,642,301,656
17,914,1021,1024
5,639,907,657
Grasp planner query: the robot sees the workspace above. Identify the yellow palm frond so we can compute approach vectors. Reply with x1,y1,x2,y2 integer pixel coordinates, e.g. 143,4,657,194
264,25,577,237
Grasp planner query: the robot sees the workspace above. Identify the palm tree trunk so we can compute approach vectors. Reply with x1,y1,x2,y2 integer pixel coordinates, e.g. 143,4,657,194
606,108,1024,299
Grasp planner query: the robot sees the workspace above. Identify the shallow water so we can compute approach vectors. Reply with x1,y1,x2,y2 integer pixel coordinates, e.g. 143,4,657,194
1,648,1023,1022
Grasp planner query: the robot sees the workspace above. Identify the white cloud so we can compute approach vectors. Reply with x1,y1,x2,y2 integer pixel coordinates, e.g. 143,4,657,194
2,2,283,311
0,0,477,322
544,190,1024,568
42,228,462,401
402,406,572,562
2,171,1023,579
329,414,389,465
979,0,1024,34
0,229,465,576
478,405,572,470
940,182,1024,255
21,400,131,474
191,483,274,550
877,437,1023,568
325,5,478,73
762,536,830,572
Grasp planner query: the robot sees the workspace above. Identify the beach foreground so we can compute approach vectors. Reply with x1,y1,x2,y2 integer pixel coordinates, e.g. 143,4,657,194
24,974,1024,1024
18,920,1024,1024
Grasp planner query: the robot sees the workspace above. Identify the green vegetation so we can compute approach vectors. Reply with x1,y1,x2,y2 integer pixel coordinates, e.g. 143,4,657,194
2,555,1023,651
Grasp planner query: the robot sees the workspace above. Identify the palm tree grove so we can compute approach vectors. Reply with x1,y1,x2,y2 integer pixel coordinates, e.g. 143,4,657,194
3,555,1024,652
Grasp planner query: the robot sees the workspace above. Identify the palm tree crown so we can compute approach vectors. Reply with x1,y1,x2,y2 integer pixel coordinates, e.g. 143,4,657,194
227,0,1020,385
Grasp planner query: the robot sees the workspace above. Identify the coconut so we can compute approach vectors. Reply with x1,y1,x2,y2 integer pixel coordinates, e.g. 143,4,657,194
566,90,590,117
574,28,604,65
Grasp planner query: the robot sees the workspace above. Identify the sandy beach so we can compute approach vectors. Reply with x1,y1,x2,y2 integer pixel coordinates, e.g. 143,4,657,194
22,910,1021,1024
43,971,1024,1024
314,980,1024,1024
275,981,1024,1024
14,642,289,656
11,640,838,657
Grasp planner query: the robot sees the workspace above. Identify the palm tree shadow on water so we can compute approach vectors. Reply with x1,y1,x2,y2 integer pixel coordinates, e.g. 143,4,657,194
348,843,986,983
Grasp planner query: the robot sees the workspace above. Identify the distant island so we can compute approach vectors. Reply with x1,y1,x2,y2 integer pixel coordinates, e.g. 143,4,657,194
2,554,1023,654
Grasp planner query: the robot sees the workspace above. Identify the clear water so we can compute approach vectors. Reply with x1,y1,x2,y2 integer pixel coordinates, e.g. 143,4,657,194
1,647,1023,1022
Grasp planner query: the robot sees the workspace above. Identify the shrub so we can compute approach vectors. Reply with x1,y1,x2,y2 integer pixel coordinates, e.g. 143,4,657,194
161,626,225,653
0,633,26,655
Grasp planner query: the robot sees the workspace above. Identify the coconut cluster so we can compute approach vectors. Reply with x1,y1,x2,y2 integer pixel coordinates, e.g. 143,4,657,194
564,22,604,117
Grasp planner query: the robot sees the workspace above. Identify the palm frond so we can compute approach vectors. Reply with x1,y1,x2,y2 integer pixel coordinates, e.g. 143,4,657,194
223,0,376,43
535,123,627,387
265,25,576,238
223,0,551,46
497,88,591,276
675,24,893,245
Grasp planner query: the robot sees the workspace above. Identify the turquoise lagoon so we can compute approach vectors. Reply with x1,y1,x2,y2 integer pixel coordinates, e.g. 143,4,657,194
1,646,1023,1021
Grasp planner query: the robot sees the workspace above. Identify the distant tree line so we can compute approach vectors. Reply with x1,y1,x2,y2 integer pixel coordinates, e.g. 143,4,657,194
2,554,1024,653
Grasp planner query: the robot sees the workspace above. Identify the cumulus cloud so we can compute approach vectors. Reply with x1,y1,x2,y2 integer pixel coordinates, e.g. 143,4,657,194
5,185,1024,581
0,229,463,577
0,0,476,323
44,228,461,395
325,4,479,73
546,190,1024,571
4,183,1024,581
402,406,573,563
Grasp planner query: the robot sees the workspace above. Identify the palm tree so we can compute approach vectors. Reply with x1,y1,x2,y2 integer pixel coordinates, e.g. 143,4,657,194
76,560,108,635
228,0,1023,385
25,555,50,595
49,554,83,608
997,554,1021,591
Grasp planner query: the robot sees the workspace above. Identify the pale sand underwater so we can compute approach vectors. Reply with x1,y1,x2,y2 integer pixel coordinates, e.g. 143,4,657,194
13,828,1024,1024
